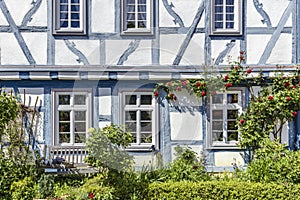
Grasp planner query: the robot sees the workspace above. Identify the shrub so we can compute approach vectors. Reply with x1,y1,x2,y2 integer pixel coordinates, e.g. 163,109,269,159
37,174,55,198
10,177,36,200
146,180,300,200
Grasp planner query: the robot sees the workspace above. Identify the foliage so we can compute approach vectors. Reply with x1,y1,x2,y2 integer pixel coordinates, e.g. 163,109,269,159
37,174,55,198
146,180,300,200
85,124,134,173
237,139,300,183
10,177,36,200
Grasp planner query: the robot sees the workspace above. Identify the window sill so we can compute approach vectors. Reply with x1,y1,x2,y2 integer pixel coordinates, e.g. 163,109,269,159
207,143,243,150
121,28,153,36
126,144,154,152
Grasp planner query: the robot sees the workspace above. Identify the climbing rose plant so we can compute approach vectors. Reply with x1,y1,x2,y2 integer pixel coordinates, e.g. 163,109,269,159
154,52,300,150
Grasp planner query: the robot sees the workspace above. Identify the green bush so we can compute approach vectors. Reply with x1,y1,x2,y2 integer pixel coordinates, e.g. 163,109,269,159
10,177,36,200
146,180,300,200
37,174,55,198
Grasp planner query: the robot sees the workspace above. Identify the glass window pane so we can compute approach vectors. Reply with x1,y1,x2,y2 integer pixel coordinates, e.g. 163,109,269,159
226,6,234,13
141,95,152,105
59,95,70,105
71,21,80,28
126,21,135,28
138,13,146,20
71,13,80,19
125,95,137,105
213,132,223,141
71,5,80,12
125,111,137,121
138,21,146,28
141,133,152,143
59,122,70,132
212,94,223,104
212,121,223,130
138,0,146,4
74,95,86,105
75,122,86,132
60,0,68,3
71,0,80,3
59,133,70,143
125,122,136,132
226,14,234,21
226,0,234,5
227,110,238,119
75,133,86,143
138,5,146,12
127,0,135,4
215,14,223,21
215,0,223,5
127,13,135,20
141,122,152,132
131,132,137,143
215,6,223,13
60,5,68,11
141,111,151,120
228,132,238,141
212,110,223,119
60,20,68,27
75,111,86,120
226,22,234,28
60,13,68,20
127,5,135,12
227,94,238,103
59,111,70,121
215,22,223,28
227,121,238,130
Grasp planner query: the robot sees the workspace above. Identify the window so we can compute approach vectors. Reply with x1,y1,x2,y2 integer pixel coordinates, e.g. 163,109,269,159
121,0,154,35
53,0,86,35
209,89,244,147
210,0,242,35
53,90,91,145
121,91,158,149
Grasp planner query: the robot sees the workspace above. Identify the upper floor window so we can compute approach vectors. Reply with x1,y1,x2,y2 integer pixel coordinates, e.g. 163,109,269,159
210,0,242,35
121,0,154,35
208,89,244,148
53,0,86,35
120,91,158,149
53,90,91,145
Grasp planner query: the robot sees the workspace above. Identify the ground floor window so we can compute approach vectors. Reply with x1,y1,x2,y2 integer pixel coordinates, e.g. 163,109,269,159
120,91,158,148
209,88,244,147
53,89,91,145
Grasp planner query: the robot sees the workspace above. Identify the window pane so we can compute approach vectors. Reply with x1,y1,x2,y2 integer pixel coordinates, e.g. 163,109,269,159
71,21,80,28
60,0,68,3
138,21,146,28
60,13,68,20
141,133,152,143
213,132,223,141
141,95,152,105
59,122,70,132
75,133,86,143
215,0,223,5
59,95,70,105
226,0,234,5
60,5,68,11
60,20,68,27
226,6,234,13
59,111,70,121
138,13,146,20
212,110,223,119
125,122,136,132
127,5,135,12
71,0,80,3
125,111,137,121
138,5,146,12
75,122,86,132
75,111,86,120
215,22,223,28
141,111,151,120
215,6,223,13
125,95,136,105
71,5,80,12
131,132,137,143
71,13,80,19
59,133,70,143
226,22,234,28
215,14,223,21
127,0,135,4
74,95,86,105
212,121,223,130
228,132,238,141
227,110,238,119
138,0,146,4
227,94,238,103
141,122,152,132
226,14,234,21
212,94,223,104
126,21,135,28
127,13,135,20
227,121,238,130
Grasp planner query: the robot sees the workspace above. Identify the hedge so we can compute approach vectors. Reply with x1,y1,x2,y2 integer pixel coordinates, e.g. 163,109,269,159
146,180,300,200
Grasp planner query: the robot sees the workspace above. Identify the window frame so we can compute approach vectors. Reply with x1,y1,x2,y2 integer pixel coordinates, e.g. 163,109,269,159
121,0,154,35
52,89,92,146
207,88,245,149
210,0,243,36
120,90,158,150
52,0,87,35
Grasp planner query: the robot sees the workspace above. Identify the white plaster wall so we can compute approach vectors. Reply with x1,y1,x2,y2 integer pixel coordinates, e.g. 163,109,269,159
171,145,203,161
247,35,271,64
5,0,32,25
159,0,203,27
160,34,185,64
267,33,292,64
69,40,100,65
98,88,111,129
0,7,8,25
55,40,83,65
18,88,44,107
123,40,152,66
211,40,241,65
27,0,47,26
180,34,205,65
134,154,155,167
91,0,115,33
172,90,202,107
214,152,244,167
247,0,292,27
106,40,132,65
23,33,47,65
0,33,28,65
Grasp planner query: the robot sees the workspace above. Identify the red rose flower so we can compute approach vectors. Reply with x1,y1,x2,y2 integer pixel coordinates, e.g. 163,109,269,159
292,85,296,90
224,74,229,81
268,96,274,101
234,66,239,70
240,51,245,55
286,96,291,101
282,76,287,79
154,91,159,97
239,119,245,124
167,82,171,86
89,193,95,199
170,93,174,97
176,86,182,91
240,56,245,61
173,96,177,101
201,91,206,97
195,82,201,87
285,82,290,87
293,111,298,117
182,80,187,86
247,69,252,74
225,83,232,88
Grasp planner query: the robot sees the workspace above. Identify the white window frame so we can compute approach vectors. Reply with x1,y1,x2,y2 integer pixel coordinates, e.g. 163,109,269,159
120,90,158,150
121,0,154,35
210,0,242,35
52,89,92,146
208,88,245,149
53,0,86,35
